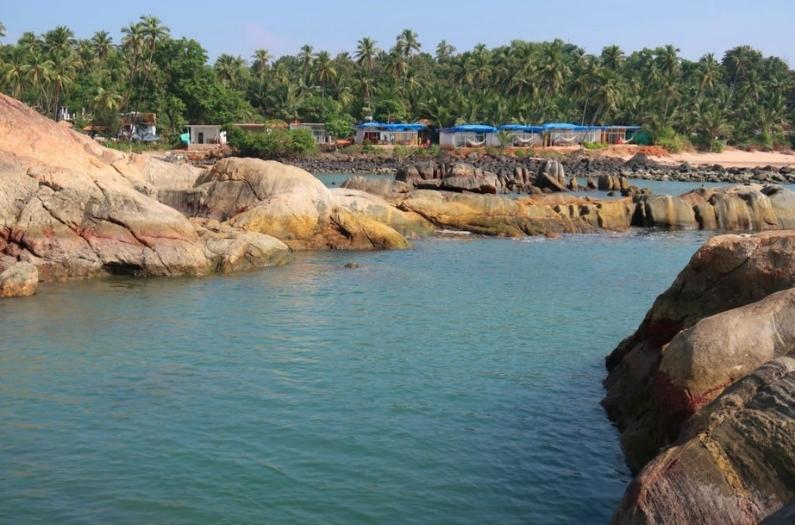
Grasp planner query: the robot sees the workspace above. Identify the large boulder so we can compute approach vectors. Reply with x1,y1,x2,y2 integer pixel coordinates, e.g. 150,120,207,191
192,159,419,250
0,262,38,298
603,231,795,471
195,158,333,249
612,356,795,524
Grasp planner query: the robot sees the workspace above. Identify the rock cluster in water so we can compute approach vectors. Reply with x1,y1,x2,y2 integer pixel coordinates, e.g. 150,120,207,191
604,231,795,524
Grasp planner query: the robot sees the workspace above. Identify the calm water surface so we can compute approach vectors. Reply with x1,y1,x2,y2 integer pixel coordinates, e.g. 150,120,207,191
0,231,711,524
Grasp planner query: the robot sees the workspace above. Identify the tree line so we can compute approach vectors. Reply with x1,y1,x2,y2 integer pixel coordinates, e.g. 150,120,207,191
0,16,793,151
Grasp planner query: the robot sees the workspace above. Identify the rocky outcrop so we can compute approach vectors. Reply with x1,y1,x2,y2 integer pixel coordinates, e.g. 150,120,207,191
189,158,417,251
397,160,504,194
0,262,38,298
340,176,413,197
605,230,795,523
612,356,795,524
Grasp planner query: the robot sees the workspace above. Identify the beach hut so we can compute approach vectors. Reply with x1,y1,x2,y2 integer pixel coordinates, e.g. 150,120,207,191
542,123,601,146
354,122,427,146
488,124,544,147
439,124,497,149
599,125,642,144
185,125,225,147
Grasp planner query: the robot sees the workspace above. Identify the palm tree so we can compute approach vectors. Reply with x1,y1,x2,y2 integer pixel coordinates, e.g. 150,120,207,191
215,54,246,87
135,15,169,106
43,26,75,55
0,21,6,39
435,40,456,62
22,51,54,109
696,53,720,95
600,45,624,71
93,86,122,112
253,48,271,76
355,37,378,70
298,45,314,80
91,31,114,62
48,49,77,119
2,47,28,98
120,22,145,110
396,29,420,58
313,51,337,97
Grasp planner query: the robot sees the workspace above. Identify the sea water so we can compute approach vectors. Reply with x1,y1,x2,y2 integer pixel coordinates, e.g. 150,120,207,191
0,231,711,524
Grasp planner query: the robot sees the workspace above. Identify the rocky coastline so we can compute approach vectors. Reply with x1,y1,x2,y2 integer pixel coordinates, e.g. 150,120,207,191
290,151,795,186
2,92,795,523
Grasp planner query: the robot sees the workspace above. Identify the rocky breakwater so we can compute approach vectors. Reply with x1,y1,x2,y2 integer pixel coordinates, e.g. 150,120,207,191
342,175,636,236
394,158,625,195
604,231,795,524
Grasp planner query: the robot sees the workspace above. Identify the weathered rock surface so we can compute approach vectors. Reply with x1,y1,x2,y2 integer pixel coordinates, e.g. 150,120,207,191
192,219,291,274
393,190,634,236
612,355,795,524
328,188,434,238
0,94,225,281
189,158,416,250
603,231,795,472
0,262,38,298
340,176,413,197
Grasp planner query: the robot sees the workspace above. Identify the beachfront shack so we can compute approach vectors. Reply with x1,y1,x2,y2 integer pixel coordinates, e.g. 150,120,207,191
599,125,642,144
439,124,496,149
354,122,428,146
542,123,601,146
289,122,333,144
487,124,544,147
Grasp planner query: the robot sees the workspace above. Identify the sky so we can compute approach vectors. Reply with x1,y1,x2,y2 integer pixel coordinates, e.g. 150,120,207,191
1,0,793,64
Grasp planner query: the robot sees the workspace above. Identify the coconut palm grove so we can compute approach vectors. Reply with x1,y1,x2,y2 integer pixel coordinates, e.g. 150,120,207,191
0,15,793,152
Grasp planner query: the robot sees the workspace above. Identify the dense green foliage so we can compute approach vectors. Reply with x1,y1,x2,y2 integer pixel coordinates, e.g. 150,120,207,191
1,17,793,150
225,126,317,158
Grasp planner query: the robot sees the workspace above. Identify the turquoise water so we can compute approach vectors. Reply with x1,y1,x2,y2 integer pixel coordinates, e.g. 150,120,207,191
0,231,711,524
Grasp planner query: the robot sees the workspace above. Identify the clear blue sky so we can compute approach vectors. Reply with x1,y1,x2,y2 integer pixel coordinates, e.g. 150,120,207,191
2,0,792,64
